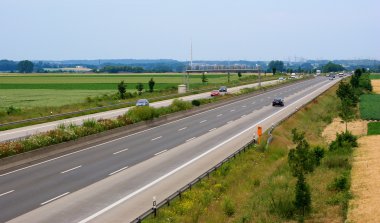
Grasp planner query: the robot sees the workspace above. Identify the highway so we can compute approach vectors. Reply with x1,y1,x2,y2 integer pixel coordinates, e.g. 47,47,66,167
0,77,340,222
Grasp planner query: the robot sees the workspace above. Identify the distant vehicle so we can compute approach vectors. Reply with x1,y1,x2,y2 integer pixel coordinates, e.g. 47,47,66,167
272,98,284,107
316,70,321,76
329,77,334,80
211,90,220,97
290,73,296,79
136,99,149,106
338,73,344,77
278,77,285,81
219,86,227,93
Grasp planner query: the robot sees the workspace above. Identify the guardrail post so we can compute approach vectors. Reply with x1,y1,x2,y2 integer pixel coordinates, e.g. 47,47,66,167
153,196,157,217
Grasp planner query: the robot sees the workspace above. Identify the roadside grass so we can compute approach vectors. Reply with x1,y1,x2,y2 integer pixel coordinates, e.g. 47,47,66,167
368,122,380,135
359,94,380,120
143,82,351,222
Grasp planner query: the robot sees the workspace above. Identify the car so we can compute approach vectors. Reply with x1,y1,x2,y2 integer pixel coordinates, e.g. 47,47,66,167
136,99,149,106
272,98,284,107
211,90,220,97
278,77,285,81
329,77,334,80
219,86,227,93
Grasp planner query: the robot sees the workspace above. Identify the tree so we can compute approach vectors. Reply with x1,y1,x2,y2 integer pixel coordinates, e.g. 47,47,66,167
322,61,344,73
272,67,277,75
288,128,315,220
237,72,242,79
294,173,311,221
339,98,355,132
201,73,208,84
288,129,315,177
18,60,34,73
118,81,126,99
336,81,358,105
136,83,144,95
268,60,284,73
148,78,155,92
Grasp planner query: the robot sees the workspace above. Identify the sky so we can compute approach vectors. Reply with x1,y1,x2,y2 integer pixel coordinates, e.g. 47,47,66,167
1,0,379,61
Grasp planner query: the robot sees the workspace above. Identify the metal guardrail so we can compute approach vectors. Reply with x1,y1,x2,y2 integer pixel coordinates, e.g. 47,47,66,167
131,138,256,223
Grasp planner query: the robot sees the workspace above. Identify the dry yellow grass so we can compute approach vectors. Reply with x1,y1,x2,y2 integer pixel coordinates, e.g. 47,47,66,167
371,80,380,94
347,135,380,223
321,118,368,143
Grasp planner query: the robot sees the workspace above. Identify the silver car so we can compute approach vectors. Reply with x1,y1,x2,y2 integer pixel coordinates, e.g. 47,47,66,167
136,99,149,106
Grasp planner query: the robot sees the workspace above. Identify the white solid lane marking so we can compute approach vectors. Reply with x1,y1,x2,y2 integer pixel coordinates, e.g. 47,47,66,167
109,166,129,176
154,150,168,156
177,127,187,131
217,114,223,117
200,120,207,123
230,109,235,112
209,128,217,132
41,192,70,206
186,137,196,142
0,190,15,197
242,105,246,107
60,165,82,174
151,136,162,141
241,115,246,118
227,121,233,124
113,148,129,155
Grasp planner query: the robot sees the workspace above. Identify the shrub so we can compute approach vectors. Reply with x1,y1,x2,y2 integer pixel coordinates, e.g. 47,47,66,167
329,131,358,152
191,100,201,106
6,106,21,115
312,146,325,166
126,106,158,123
328,174,349,191
170,99,192,112
222,197,235,217
83,119,97,128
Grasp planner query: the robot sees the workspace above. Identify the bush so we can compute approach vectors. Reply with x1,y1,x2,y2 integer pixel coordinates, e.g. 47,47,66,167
170,99,192,112
329,131,358,152
313,146,325,166
6,106,21,115
191,100,201,106
323,154,351,169
328,174,349,191
222,197,235,217
126,106,158,123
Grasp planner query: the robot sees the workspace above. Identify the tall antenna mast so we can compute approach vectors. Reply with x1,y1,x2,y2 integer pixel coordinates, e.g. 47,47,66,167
190,39,193,68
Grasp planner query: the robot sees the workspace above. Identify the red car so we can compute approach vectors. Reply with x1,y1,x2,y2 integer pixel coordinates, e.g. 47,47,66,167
211,90,220,97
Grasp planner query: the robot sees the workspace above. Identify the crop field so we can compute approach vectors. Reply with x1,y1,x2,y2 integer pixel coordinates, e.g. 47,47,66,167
0,73,261,108
360,94,380,120
369,74,380,79
367,122,380,135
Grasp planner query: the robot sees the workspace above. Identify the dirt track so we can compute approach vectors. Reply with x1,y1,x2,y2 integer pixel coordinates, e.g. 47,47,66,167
371,80,380,94
347,135,380,223
322,118,368,143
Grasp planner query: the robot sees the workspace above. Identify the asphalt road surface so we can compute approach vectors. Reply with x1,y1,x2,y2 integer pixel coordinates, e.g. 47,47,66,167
0,76,340,222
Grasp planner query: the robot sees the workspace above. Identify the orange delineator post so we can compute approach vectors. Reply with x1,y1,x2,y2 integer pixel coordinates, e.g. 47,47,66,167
257,126,262,144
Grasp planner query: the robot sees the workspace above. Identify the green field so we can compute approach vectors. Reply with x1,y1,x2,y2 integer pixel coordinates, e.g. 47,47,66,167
0,73,263,108
369,74,380,79
368,122,380,135
360,94,380,120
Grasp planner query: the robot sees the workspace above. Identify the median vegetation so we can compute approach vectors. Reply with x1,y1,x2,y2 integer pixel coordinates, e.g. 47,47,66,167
142,78,360,222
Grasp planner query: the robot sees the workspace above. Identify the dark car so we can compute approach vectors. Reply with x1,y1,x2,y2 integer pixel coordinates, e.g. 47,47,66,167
272,98,284,107
219,86,227,93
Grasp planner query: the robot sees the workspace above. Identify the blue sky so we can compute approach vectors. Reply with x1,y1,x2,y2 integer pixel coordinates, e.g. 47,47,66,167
1,0,379,61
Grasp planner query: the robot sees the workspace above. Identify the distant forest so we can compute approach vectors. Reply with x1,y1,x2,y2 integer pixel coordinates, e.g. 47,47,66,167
1,59,379,73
